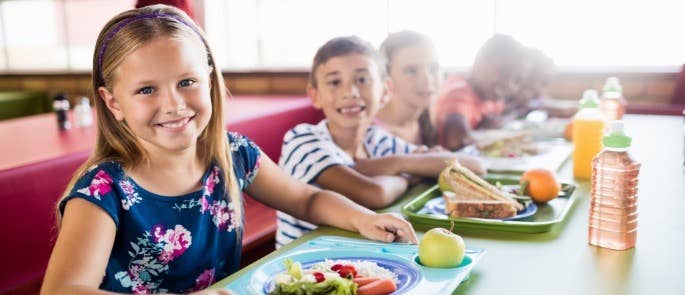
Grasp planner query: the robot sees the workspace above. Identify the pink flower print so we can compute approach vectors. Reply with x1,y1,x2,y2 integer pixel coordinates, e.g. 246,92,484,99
152,225,192,263
204,166,220,196
76,170,113,200
200,196,210,213
157,251,174,264
192,268,216,291
133,284,149,294
209,201,236,231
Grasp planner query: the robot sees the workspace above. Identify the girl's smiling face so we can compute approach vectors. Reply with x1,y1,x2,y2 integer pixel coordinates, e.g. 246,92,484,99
99,36,212,154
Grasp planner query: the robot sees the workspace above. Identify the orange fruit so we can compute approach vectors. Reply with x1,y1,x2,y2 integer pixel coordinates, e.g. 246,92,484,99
520,168,561,203
563,121,573,141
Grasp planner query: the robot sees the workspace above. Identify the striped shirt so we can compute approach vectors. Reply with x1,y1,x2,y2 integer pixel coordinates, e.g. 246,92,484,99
276,120,417,247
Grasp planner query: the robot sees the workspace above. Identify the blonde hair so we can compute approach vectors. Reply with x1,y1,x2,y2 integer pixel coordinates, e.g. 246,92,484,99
379,30,440,146
379,30,434,74
58,4,242,225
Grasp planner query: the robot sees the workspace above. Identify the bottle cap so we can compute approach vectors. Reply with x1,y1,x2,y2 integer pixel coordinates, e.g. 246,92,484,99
603,120,632,148
603,77,623,99
579,89,600,108
603,77,623,93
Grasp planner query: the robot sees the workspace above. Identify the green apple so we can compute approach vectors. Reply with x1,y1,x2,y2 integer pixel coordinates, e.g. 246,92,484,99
418,228,465,268
438,166,453,192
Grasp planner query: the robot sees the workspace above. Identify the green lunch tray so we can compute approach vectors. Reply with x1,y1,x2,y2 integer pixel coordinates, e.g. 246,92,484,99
401,177,577,233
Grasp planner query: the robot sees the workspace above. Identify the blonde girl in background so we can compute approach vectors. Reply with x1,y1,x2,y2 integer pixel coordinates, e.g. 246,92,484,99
375,30,442,147
41,5,416,295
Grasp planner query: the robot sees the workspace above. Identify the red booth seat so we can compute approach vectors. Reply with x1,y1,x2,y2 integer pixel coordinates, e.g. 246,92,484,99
0,96,323,294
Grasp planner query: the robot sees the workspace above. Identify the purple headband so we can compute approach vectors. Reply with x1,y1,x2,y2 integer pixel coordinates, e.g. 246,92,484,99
97,12,203,85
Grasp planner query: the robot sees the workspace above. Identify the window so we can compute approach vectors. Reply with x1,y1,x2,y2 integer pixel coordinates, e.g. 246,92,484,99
0,0,682,72
206,0,685,70
63,0,135,70
2,0,65,71
0,0,133,72
495,0,685,68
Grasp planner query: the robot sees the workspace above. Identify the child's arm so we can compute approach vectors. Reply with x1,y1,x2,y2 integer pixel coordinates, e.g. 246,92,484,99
246,155,417,243
353,153,486,177
41,200,234,295
314,165,410,209
41,199,117,295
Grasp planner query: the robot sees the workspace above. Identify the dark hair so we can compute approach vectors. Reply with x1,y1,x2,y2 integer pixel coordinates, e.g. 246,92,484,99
379,30,433,73
524,47,555,80
309,36,383,88
474,34,526,64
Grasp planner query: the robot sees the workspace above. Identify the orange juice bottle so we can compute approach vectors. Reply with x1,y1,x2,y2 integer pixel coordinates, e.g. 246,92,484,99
573,90,605,179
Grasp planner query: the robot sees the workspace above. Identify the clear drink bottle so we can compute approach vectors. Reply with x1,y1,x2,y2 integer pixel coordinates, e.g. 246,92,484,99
588,121,640,250
599,77,627,121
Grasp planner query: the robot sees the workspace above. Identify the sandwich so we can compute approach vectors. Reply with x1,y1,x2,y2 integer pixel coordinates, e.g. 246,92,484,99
439,159,524,219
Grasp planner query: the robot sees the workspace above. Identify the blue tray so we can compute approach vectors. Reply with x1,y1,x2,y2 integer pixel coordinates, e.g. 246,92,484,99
224,236,485,294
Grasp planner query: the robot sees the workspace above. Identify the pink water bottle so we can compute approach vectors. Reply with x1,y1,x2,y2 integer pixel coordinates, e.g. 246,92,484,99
588,121,640,250
599,77,627,121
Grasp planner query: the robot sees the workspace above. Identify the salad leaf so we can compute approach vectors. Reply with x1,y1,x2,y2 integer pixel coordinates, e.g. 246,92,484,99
284,258,302,280
270,277,357,295
270,259,357,295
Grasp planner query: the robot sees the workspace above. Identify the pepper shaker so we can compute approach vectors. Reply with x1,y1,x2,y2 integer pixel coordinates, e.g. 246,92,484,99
52,93,71,130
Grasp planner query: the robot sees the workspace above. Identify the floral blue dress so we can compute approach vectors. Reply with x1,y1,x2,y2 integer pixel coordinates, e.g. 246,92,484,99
59,132,261,294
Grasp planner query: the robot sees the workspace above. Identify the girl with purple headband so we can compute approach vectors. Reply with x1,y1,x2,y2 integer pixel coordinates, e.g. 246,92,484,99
41,5,417,295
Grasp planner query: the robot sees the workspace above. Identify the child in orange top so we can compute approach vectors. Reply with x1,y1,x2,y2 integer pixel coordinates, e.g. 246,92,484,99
40,6,416,295
433,34,526,150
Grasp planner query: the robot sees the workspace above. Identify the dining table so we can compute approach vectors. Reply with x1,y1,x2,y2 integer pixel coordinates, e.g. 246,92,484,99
213,114,685,294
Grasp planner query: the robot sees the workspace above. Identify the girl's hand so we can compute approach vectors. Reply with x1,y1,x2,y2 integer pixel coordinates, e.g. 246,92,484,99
413,145,449,154
355,213,418,244
428,145,449,153
413,145,430,153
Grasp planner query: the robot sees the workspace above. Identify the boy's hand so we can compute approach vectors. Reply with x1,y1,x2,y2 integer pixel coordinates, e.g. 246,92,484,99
354,213,418,244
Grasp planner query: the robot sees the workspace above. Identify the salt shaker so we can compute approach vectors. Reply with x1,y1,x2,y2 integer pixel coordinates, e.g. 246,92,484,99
74,97,93,128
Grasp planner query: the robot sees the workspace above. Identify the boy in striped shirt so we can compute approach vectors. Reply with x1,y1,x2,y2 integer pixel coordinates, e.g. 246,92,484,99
276,36,484,247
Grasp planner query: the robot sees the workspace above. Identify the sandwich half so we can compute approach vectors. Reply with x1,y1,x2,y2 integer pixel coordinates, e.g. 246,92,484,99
440,159,524,219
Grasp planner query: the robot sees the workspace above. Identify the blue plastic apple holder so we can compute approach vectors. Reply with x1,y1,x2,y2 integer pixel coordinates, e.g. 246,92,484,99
224,235,485,294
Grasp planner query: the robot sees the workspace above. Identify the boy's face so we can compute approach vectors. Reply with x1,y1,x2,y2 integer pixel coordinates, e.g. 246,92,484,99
308,53,387,129
387,43,442,109
99,36,213,154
